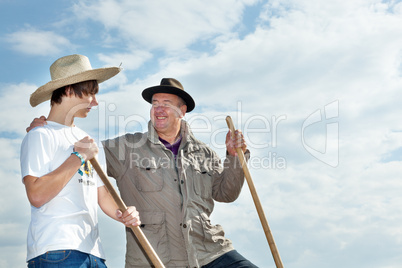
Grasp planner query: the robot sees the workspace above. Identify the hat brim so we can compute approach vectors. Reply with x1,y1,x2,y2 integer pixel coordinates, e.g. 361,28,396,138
30,67,121,107
142,85,195,112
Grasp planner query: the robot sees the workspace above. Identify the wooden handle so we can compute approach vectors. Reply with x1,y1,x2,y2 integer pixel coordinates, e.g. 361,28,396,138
89,158,165,268
226,116,284,268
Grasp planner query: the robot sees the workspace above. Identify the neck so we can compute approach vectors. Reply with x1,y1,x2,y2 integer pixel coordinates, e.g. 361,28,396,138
158,129,181,144
47,104,74,126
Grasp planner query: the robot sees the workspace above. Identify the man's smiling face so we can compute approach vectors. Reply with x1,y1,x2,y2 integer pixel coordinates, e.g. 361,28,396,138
150,93,187,137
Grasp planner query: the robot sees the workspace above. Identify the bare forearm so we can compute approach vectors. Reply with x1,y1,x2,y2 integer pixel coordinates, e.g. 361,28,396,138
98,186,141,226
98,186,119,220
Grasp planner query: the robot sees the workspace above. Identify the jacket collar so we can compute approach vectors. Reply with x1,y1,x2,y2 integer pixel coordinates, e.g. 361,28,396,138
147,120,200,152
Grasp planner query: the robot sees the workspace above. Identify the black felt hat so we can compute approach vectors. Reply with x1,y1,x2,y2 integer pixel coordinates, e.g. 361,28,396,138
142,78,195,112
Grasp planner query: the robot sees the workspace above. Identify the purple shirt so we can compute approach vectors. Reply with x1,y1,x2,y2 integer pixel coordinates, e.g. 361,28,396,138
159,136,182,156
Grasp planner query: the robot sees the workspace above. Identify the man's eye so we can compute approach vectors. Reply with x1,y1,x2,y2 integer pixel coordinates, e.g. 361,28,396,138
152,103,171,108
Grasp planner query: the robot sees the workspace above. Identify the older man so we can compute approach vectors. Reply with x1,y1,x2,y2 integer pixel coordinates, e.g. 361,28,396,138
103,78,257,268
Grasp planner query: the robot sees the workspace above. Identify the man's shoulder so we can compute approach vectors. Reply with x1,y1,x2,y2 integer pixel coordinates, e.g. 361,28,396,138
102,131,147,146
25,124,56,139
21,124,58,152
186,135,216,154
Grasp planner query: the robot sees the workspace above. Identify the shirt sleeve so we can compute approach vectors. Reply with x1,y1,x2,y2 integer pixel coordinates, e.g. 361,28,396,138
20,128,54,182
102,136,126,180
211,149,250,202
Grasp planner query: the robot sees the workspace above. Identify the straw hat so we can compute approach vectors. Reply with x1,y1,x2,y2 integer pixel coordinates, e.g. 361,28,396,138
30,54,121,107
142,78,195,112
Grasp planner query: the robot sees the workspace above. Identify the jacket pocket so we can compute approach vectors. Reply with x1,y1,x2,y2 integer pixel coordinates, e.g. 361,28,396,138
193,166,212,199
199,211,228,246
131,157,164,192
126,211,170,266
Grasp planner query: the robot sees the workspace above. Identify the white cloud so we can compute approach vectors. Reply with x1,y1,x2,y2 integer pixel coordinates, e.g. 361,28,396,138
72,0,259,51
4,27,74,56
106,1,402,266
0,136,30,267
98,50,153,71
0,83,50,136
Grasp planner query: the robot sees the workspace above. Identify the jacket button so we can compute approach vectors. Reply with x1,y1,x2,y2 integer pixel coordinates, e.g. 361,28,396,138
182,224,187,228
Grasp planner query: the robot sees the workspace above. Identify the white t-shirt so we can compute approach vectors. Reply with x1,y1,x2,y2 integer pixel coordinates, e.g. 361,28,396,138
20,121,106,261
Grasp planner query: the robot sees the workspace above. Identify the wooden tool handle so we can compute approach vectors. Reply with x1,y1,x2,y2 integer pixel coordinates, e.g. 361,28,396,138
90,158,165,268
226,116,284,268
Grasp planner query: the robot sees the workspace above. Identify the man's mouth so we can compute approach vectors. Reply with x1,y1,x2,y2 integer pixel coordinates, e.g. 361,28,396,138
156,116,167,120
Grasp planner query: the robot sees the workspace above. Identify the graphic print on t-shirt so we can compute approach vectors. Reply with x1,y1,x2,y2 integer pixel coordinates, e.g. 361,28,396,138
78,161,95,186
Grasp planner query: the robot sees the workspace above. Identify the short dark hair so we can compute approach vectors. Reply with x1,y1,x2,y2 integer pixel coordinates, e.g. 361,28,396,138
177,96,186,107
51,80,99,105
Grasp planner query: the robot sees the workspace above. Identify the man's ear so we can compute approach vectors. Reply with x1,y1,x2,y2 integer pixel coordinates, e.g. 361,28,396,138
179,105,187,118
65,85,74,97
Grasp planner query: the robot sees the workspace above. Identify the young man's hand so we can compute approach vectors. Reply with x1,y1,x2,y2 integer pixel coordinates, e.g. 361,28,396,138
116,206,141,227
74,136,99,161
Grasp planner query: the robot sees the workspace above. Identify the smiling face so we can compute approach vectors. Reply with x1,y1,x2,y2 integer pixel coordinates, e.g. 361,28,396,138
150,93,187,140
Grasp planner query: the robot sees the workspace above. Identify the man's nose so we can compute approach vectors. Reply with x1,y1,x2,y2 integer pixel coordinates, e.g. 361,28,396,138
92,96,98,106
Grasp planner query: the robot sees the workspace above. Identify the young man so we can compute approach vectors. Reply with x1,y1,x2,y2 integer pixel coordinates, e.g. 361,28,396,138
20,54,140,267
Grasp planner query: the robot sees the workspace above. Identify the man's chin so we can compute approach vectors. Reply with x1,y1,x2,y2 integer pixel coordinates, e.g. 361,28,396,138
75,112,89,119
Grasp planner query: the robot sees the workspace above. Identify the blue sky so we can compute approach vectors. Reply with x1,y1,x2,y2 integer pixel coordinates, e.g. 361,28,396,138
1,0,402,267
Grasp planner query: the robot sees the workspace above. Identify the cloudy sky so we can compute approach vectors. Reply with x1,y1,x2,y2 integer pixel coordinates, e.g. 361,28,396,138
1,0,402,267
